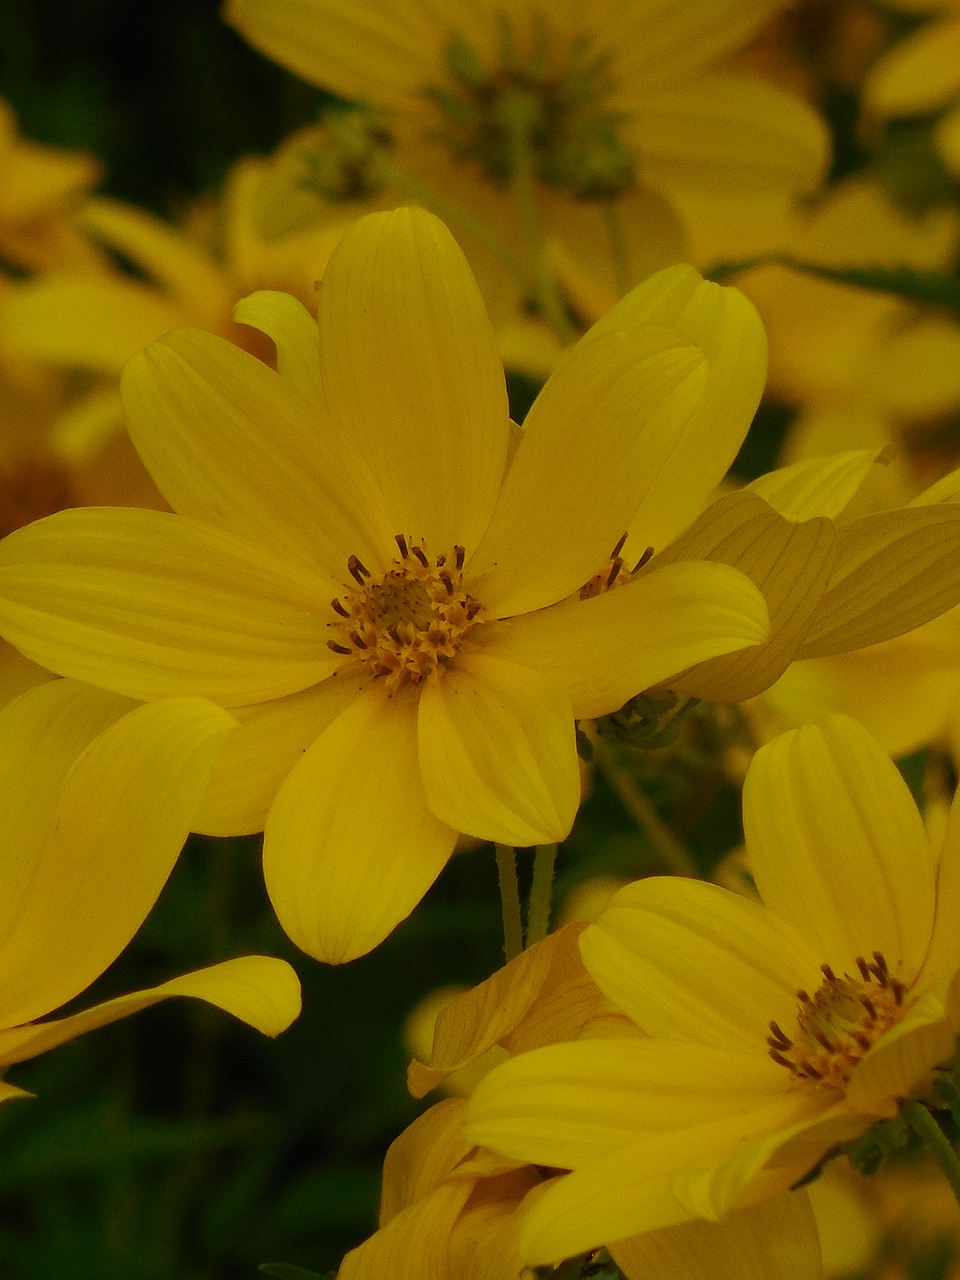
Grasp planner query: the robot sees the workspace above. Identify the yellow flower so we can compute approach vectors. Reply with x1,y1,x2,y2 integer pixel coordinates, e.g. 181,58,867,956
0,207,771,963
342,926,822,1280
0,99,102,273
864,0,960,179
225,0,827,300
0,679,300,1102
466,714,960,1265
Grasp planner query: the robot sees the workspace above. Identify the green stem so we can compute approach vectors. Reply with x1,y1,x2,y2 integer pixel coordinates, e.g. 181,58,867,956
586,724,697,877
374,156,530,287
495,842,524,962
902,1098,960,1206
497,91,575,346
526,843,557,947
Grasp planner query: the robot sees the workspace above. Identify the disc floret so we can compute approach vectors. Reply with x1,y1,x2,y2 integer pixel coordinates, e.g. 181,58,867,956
768,952,910,1093
423,17,634,200
327,534,484,688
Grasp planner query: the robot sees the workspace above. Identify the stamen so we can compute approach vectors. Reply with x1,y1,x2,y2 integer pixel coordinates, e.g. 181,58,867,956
412,545,429,567
454,545,465,570
327,641,352,655
395,533,409,558
632,546,655,572
348,555,370,584
331,599,350,618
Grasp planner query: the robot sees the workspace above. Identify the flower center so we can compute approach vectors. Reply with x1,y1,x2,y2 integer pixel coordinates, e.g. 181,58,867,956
767,953,910,1092
423,17,634,200
295,107,392,205
327,535,484,688
0,458,76,538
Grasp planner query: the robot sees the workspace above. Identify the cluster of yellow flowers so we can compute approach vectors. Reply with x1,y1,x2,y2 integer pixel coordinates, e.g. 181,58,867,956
7,0,960,1276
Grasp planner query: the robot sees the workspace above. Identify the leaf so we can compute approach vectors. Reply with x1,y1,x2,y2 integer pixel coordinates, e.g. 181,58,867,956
707,257,960,316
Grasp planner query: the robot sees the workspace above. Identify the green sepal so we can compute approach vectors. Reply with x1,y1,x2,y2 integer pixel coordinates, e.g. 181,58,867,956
845,1113,913,1177
597,691,699,750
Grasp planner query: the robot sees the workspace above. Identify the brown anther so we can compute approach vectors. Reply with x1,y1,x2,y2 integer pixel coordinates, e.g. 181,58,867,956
454,545,465,570
348,555,370,584
327,640,352,655
412,545,429,567
350,631,368,650
821,965,837,983
395,533,409,558
611,531,628,558
331,598,350,618
797,989,812,1004
439,571,454,593
388,626,403,645
860,996,877,1019
769,1049,793,1069
892,980,905,1005
853,1032,872,1051
605,558,623,589
856,956,871,982
633,545,654,572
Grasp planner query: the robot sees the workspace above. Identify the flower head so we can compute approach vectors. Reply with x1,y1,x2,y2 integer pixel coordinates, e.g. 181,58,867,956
466,714,960,1265
0,207,770,962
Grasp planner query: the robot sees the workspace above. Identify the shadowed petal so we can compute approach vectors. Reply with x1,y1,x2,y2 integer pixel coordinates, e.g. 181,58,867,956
418,652,579,846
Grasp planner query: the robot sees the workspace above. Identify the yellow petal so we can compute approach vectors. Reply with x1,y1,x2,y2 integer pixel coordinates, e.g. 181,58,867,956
263,683,457,963
380,1098,472,1224
194,676,362,836
864,18,960,115
797,505,960,657
482,559,769,719
0,956,301,1069
338,1181,473,1280
610,1191,822,1280
466,1038,787,1172
0,507,339,705
647,492,837,703
80,196,232,329
232,289,323,405
407,929,571,1099
224,0,440,105
0,273,184,372
628,75,828,196
743,715,935,977
0,684,236,1027
122,326,393,578
582,877,816,1051
318,207,510,553
418,652,579,846
747,451,883,521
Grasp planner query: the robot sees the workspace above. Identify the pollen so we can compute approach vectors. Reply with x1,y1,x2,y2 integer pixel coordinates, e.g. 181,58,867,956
327,535,484,688
767,952,910,1093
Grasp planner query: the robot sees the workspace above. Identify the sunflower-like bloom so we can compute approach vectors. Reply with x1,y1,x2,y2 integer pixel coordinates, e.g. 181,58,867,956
340,926,823,1280
0,207,771,964
466,714,960,1266
225,0,828,295
0,679,300,1102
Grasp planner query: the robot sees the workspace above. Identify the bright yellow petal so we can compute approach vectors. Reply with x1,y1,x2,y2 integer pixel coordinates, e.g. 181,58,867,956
263,684,457,963
0,956,301,1068
628,75,828,196
481,559,768,719
0,273,184,371
80,196,232,329
647,492,837,703
380,1098,472,1223
193,676,362,836
582,877,816,1050
232,289,323,406
0,507,339,705
318,207,510,553
864,18,960,115
418,652,578,846
338,1181,473,1280
797,505,960,658
610,1191,822,1280
743,715,935,977
122,326,393,578
747,451,883,521
0,686,236,1027
466,1039,788,1171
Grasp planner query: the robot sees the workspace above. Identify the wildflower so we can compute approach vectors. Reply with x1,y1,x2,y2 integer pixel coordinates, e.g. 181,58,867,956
340,926,822,1279
0,679,300,1101
0,207,770,963
466,714,960,1264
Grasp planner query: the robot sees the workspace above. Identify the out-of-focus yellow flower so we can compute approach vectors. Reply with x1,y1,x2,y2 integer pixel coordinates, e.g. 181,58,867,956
864,0,960,178
0,207,773,964
226,0,828,307
342,925,822,1279
0,679,300,1102
0,99,102,274
466,715,960,1265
